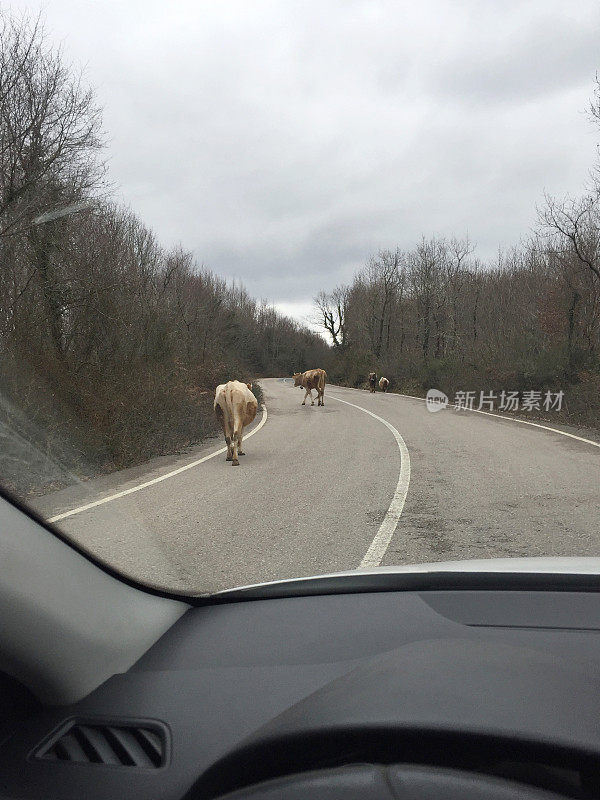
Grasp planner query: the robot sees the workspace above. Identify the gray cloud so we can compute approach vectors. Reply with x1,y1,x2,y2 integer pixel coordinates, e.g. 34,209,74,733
12,0,600,312
420,3,599,104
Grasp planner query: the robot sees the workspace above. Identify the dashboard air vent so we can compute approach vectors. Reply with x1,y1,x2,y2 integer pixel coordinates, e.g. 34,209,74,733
34,719,168,768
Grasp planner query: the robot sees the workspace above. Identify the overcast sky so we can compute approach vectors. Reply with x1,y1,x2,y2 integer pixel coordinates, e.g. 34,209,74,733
11,0,600,324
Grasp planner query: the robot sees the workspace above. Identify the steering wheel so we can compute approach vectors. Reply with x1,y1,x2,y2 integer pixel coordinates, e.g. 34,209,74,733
213,763,571,799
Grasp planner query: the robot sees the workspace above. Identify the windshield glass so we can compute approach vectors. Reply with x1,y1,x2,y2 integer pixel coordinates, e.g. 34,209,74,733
1,2,599,595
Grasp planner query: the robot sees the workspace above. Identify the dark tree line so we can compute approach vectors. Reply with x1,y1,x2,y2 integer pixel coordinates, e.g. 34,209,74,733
0,12,327,492
317,227,600,422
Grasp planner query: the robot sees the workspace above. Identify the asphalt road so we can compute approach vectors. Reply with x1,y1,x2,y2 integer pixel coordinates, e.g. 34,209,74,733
32,378,600,594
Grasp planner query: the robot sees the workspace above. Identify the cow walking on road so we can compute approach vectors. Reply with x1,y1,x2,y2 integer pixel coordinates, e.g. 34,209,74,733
214,380,258,466
292,368,327,406
379,376,389,392
368,372,377,393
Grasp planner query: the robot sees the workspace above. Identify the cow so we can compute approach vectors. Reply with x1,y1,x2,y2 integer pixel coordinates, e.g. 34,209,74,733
214,380,258,466
292,368,327,406
368,372,377,392
379,376,389,392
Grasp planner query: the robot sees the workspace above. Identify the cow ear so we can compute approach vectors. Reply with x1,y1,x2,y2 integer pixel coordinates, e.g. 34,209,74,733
247,383,252,390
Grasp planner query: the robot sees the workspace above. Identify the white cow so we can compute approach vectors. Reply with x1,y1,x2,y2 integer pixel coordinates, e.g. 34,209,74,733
214,381,258,466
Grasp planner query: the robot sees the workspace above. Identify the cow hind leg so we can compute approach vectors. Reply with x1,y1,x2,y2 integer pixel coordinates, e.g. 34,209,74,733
225,425,234,460
239,403,255,454
216,404,234,461
225,422,234,461
231,438,240,465
226,421,235,461
231,419,243,466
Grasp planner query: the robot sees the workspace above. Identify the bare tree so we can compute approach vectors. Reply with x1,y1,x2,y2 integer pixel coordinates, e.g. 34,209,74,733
408,238,448,363
364,249,401,358
0,10,105,361
445,236,474,352
314,285,349,348
540,193,600,282
0,11,105,238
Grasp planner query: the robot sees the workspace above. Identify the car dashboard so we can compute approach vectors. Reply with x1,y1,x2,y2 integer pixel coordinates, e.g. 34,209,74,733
2,588,600,799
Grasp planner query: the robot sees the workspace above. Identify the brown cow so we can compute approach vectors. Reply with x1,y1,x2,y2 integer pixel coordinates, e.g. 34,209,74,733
368,372,377,392
379,376,389,392
292,368,327,406
214,380,258,466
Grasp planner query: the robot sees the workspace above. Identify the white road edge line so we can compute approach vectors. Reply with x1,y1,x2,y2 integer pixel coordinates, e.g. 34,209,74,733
329,394,411,569
47,403,269,523
392,392,600,449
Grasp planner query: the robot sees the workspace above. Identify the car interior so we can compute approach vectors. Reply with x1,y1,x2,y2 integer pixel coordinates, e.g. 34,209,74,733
2,2,600,798
2,489,600,800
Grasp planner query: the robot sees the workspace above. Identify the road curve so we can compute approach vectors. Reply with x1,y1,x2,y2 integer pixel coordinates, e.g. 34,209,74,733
32,378,600,594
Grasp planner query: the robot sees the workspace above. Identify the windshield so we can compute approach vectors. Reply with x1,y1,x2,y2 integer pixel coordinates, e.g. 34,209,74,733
1,2,599,595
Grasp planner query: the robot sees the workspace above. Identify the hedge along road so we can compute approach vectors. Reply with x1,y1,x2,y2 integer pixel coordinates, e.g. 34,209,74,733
32,378,600,594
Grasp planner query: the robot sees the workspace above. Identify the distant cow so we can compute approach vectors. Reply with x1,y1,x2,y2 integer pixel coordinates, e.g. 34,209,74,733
214,380,258,466
292,368,327,406
379,376,389,392
368,372,377,393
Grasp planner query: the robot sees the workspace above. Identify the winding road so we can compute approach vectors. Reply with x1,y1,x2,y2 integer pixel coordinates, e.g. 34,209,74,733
32,378,600,594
